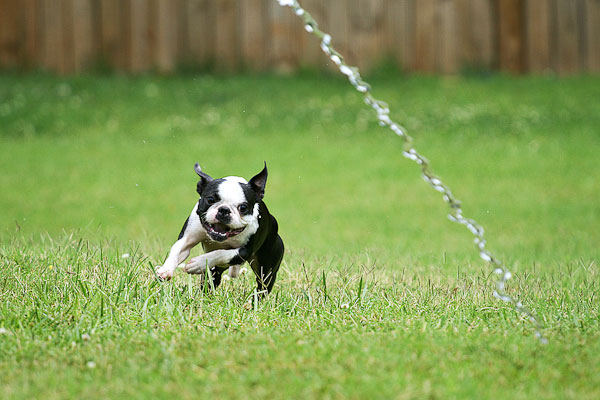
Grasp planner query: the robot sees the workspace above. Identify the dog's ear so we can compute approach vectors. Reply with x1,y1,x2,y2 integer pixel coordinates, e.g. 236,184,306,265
249,162,268,200
194,163,213,194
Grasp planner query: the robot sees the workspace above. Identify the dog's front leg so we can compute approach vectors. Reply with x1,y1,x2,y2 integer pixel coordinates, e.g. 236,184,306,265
156,236,200,280
184,248,246,275
156,206,207,280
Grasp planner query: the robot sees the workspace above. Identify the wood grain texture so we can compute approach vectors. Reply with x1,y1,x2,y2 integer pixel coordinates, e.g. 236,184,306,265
72,0,96,72
100,0,124,69
386,0,416,71
525,0,551,73
155,0,179,72
186,0,214,67
585,0,600,72
0,0,20,66
215,0,238,72
239,0,267,70
0,0,598,74
497,0,524,73
554,0,580,75
415,0,436,72
435,0,458,74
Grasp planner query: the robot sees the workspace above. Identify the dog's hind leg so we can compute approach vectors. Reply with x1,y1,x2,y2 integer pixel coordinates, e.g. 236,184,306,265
199,267,227,291
251,234,284,297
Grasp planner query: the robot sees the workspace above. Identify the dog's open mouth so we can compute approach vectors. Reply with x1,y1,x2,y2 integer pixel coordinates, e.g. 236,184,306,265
202,221,245,241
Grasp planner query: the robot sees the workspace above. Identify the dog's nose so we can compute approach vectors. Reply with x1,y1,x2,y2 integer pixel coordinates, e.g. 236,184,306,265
217,207,231,216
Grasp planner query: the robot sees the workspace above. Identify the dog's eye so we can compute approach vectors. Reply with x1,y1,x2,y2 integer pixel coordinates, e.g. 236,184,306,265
238,203,248,213
206,196,216,205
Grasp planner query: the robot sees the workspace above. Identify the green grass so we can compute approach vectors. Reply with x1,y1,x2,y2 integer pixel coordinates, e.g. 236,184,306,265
0,72,599,399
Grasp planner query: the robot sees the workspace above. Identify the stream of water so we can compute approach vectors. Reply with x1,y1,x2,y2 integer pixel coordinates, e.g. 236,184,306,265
276,0,547,343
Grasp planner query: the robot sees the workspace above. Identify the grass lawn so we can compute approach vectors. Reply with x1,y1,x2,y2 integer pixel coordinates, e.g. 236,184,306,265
0,72,598,399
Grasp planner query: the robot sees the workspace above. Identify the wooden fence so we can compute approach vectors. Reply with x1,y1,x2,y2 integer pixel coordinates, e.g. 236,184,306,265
1,0,599,75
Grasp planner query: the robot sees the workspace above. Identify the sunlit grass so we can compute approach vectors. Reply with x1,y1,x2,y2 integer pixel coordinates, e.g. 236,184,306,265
0,72,599,398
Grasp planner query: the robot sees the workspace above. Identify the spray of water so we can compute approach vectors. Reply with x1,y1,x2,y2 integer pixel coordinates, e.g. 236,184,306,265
276,0,547,343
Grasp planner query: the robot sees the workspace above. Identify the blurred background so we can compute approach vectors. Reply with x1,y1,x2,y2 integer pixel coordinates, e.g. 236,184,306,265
1,0,599,264
1,0,599,76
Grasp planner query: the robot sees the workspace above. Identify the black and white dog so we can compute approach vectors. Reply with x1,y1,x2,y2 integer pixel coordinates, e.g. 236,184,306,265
156,163,284,296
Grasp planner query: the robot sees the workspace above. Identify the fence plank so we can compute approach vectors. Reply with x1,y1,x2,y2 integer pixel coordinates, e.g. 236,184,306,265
99,0,124,69
554,0,579,74
215,0,238,72
455,0,494,70
300,0,327,68
40,0,67,73
328,0,351,67
415,0,436,72
497,0,524,73
455,0,471,67
386,0,416,71
351,0,387,71
524,0,551,73
62,0,76,73
1,0,599,74
268,0,299,72
186,0,214,67
0,0,20,66
177,0,189,63
586,0,600,72
127,0,149,72
239,0,266,70
435,0,458,74
71,0,96,72
155,0,180,72
22,0,41,67
472,0,495,69
576,0,587,71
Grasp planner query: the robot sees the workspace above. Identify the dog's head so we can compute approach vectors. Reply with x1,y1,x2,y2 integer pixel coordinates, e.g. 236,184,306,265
194,163,267,242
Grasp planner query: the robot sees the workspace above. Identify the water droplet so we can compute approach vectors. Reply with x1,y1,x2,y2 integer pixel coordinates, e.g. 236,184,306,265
330,55,342,65
340,65,353,77
390,124,405,136
402,151,417,161
480,252,492,262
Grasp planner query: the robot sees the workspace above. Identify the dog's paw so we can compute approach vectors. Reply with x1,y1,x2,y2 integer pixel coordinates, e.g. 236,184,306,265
184,255,208,275
156,265,175,280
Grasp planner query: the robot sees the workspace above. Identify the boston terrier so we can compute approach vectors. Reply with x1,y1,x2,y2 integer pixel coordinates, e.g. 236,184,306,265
156,163,284,296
